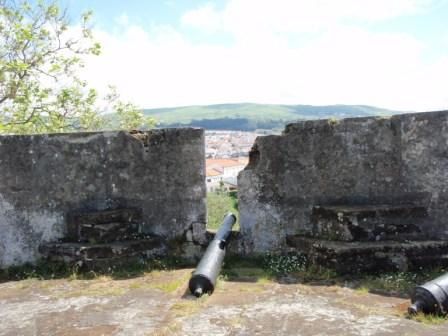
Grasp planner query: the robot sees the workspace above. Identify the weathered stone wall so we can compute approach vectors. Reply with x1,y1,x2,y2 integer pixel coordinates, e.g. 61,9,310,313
0,129,206,267
238,111,448,253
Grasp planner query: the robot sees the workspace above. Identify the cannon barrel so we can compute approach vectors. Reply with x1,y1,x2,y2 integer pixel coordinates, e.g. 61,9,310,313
409,272,448,315
189,212,236,297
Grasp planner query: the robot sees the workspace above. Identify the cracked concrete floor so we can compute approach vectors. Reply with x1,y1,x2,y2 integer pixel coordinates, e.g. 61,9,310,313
0,269,447,336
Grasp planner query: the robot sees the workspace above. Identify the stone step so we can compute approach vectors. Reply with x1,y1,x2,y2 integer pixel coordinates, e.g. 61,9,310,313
79,222,140,244
67,208,142,242
311,204,427,242
286,235,448,274
39,237,166,266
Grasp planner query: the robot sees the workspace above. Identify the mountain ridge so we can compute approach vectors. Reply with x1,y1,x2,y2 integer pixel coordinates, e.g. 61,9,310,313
142,103,408,131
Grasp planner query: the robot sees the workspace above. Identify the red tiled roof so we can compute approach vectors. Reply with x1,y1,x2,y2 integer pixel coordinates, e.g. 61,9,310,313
206,158,247,168
206,168,222,177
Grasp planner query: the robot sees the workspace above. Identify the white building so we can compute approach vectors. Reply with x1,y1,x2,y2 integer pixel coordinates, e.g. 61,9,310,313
205,158,248,192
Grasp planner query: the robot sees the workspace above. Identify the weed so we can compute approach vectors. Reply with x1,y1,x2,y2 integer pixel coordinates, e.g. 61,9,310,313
0,261,72,282
0,256,192,283
150,273,190,293
222,267,272,283
298,264,338,282
355,286,370,295
410,312,448,325
328,117,340,126
357,272,416,295
262,252,307,276
169,297,207,317
356,268,447,297
148,321,182,335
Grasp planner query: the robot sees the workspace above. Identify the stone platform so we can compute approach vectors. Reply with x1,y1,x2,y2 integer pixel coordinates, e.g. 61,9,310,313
40,238,166,270
287,236,448,273
39,208,167,270
67,208,143,243
281,201,447,273
311,204,427,242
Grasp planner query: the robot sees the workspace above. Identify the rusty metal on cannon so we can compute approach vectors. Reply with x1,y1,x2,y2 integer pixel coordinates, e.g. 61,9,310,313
408,272,448,315
188,212,236,297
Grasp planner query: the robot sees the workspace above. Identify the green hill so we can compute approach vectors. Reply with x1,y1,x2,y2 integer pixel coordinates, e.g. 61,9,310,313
143,103,406,131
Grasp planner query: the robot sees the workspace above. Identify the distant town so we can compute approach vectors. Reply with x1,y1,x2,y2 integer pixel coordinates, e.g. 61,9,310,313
205,130,260,159
205,130,258,192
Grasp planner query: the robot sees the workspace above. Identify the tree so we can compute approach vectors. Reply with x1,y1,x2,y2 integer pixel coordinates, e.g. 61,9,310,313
106,86,156,130
0,0,154,134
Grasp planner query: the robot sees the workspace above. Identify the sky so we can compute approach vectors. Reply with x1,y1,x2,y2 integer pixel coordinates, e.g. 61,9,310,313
61,0,448,111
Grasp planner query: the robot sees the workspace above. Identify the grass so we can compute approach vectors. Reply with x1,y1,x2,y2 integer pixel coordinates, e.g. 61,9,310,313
48,269,192,299
411,312,448,325
295,264,339,283
228,267,271,280
328,117,340,125
169,297,208,317
355,286,370,295
0,257,189,283
222,266,273,284
206,191,239,231
148,322,182,336
149,272,190,293
222,256,448,324
221,255,273,284
355,272,417,295
149,322,182,336
2,255,446,300
125,269,191,294
0,260,74,282
222,254,329,284
2,255,448,325
354,268,447,297
223,254,448,302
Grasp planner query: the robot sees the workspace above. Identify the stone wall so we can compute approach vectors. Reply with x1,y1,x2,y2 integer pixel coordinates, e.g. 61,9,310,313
238,111,448,253
0,129,206,268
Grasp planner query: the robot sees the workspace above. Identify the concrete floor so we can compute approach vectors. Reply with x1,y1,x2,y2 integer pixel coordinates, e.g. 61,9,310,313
0,269,447,336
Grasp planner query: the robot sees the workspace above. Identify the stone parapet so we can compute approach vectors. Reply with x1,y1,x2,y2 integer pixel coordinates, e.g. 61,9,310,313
0,129,206,267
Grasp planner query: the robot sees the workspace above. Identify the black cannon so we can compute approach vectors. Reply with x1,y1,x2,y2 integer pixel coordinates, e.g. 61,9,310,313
408,273,448,315
188,212,236,297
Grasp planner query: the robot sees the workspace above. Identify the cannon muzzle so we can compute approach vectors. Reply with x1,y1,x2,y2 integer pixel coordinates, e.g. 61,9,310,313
409,272,448,315
189,213,236,297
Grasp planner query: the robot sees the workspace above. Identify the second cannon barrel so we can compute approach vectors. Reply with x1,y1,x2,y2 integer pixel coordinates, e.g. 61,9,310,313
409,272,448,315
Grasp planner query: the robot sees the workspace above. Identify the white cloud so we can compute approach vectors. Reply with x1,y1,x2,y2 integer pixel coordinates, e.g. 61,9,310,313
80,2,448,112
183,0,430,35
115,13,130,27
181,3,222,32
